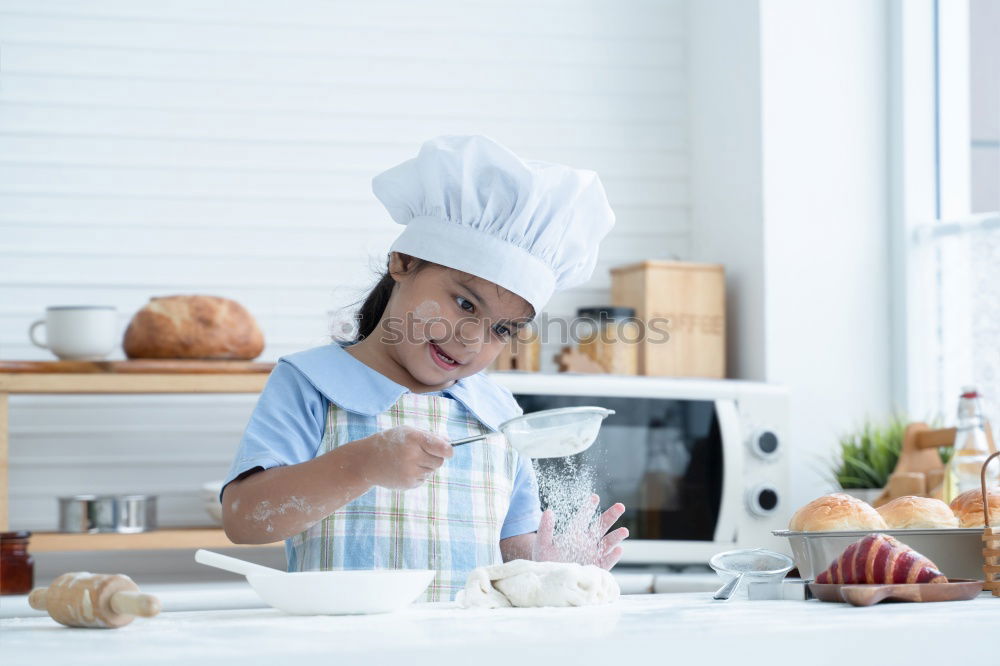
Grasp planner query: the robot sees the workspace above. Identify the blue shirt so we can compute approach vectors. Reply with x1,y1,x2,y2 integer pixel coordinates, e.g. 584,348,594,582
223,343,542,540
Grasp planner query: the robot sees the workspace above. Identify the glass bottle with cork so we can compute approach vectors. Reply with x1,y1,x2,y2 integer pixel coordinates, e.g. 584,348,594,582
943,386,999,503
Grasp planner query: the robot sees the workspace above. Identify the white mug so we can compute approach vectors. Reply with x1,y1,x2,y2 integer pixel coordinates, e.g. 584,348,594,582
29,306,119,360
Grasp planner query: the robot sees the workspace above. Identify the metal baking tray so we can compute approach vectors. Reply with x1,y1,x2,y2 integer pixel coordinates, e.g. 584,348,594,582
772,528,984,581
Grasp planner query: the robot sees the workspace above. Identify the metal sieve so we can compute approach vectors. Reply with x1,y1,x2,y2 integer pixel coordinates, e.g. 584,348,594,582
451,406,615,459
709,548,794,600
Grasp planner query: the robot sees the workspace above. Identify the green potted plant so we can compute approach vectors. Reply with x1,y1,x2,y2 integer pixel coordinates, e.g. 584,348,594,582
830,415,908,504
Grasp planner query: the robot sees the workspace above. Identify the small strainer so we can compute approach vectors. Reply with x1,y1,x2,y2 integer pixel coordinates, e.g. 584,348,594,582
451,406,615,459
709,548,794,601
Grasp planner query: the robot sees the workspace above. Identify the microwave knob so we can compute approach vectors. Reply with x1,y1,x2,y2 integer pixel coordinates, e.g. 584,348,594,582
748,430,780,459
747,485,780,517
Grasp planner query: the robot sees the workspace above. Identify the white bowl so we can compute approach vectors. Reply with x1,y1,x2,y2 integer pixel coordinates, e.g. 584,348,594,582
246,569,436,615
201,480,224,525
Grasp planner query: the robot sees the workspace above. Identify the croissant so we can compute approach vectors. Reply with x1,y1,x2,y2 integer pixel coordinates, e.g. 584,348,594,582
814,533,947,584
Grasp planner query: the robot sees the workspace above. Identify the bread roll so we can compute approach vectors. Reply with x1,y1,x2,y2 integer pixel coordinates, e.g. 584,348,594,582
949,486,1000,528
788,493,887,532
876,495,958,529
123,295,264,360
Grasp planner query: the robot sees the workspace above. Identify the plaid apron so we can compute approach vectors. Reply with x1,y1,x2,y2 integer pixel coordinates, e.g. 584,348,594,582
286,391,519,602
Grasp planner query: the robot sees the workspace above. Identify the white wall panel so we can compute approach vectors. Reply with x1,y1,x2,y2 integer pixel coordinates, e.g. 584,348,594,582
0,0,690,530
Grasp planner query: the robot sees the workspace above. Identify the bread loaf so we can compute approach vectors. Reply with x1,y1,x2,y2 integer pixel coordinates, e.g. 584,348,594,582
876,495,958,529
788,493,887,532
814,533,947,584
949,486,1000,528
123,295,264,360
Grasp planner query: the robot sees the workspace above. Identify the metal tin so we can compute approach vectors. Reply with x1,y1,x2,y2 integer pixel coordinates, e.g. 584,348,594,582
58,495,157,533
747,580,812,601
773,528,984,581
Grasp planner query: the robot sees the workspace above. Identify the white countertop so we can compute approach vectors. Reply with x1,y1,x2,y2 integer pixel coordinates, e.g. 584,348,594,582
3,590,997,666
0,573,720,619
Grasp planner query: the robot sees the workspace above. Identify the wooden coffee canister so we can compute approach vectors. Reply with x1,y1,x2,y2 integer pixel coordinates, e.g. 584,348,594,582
611,260,725,378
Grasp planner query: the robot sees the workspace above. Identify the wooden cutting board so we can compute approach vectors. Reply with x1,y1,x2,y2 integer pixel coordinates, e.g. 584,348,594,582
0,360,275,374
809,579,982,606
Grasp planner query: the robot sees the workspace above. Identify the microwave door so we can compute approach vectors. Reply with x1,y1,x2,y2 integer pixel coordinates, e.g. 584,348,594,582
711,399,742,545
515,393,734,555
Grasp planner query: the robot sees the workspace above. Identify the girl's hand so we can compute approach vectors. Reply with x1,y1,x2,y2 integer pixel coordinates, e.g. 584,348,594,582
532,494,629,570
361,426,453,490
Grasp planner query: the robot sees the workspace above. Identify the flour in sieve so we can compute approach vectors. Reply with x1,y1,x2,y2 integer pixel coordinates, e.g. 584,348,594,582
514,420,601,458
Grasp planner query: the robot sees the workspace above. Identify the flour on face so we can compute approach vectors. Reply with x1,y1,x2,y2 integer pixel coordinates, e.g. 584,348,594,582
413,300,441,321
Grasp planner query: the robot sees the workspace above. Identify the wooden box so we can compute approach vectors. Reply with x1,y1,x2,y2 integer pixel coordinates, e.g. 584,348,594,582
489,326,540,372
610,260,725,378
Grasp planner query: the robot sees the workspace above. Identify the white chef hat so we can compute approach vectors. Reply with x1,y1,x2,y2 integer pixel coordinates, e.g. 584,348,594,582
372,135,615,316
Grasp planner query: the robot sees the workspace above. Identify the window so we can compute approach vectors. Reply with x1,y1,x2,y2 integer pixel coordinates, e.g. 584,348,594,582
895,0,1000,423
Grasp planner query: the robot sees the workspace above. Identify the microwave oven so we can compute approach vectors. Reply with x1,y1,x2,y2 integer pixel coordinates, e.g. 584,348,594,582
489,372,790,564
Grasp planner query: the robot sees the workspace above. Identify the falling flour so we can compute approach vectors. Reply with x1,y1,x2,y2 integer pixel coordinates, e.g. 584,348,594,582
532,456,601,564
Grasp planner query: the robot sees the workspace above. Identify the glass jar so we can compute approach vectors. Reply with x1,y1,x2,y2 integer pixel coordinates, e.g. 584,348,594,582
0,531,34,595
576,306,640,375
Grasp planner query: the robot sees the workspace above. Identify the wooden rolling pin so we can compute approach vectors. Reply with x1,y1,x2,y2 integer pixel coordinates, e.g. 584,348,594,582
28,572,161,628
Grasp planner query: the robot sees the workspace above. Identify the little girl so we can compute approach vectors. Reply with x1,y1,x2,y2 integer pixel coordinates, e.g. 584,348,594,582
221,135,628,601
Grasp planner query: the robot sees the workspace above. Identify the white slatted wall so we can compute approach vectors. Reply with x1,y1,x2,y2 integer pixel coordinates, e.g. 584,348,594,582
1,0,690,529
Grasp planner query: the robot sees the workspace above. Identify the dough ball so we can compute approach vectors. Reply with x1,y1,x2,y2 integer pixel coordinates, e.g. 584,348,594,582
456,559,619,609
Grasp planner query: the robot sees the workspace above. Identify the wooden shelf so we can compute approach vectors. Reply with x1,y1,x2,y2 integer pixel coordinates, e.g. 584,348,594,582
0,363,274,531
28,528,282,553
0,373,269,394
